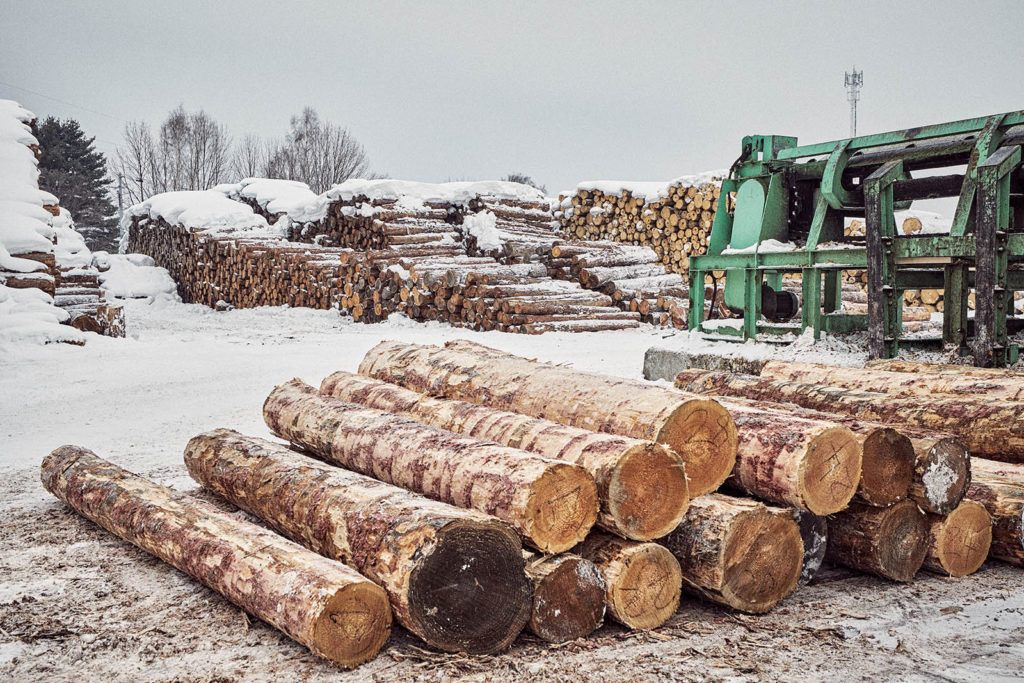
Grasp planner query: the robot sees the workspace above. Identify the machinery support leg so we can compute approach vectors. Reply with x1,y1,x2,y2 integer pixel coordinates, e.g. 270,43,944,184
801,268,822,339
864,160,904,359
688,269,706,332
743,269,760,339
942,264,969,350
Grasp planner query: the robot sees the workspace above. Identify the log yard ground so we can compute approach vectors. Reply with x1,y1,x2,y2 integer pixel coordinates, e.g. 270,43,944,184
2,298,1022,682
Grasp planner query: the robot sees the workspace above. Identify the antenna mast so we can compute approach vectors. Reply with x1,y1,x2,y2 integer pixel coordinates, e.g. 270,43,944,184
844,68,863,137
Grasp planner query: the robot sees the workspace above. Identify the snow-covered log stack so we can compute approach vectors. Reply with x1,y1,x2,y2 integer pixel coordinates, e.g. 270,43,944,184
555,173,724,279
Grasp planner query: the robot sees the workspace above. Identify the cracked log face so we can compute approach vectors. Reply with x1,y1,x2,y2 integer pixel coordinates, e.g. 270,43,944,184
576,533,682,630
41,445,391,669
357,339,737,497
523,553,606,643
319,371,689,541
660,494,803,614
923,500,992,577
827,500,928,582
263,379,598,553
184,429,531,654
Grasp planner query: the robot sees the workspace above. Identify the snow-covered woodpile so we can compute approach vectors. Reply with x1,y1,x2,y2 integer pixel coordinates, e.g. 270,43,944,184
42,341,1024,669
126,182,648,333
554,173,725,279
0,99,123,344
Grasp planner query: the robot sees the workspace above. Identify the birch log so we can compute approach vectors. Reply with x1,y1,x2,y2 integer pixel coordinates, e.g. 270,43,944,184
184,429,531,654
826,500,928,582
922,500,992,577
264,379,598,553
719,401,861,515
41,445,391,668
575,532,682,629
760,359,1024,402
660,494,803,613
965,458,1024,566
319,370,689,541
523,552,606,642
672,368,1024,461
358,339,738,497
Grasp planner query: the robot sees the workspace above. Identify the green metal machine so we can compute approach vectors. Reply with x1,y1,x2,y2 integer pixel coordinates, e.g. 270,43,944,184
688,111,1024,366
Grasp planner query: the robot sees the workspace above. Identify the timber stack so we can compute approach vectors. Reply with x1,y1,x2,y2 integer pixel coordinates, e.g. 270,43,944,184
554,173,724,279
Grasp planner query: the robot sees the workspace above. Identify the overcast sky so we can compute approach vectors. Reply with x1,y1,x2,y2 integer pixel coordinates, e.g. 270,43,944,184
3,0,1023,195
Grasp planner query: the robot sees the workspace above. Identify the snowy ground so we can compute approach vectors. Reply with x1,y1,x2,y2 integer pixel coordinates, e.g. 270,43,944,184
2,299,1023,681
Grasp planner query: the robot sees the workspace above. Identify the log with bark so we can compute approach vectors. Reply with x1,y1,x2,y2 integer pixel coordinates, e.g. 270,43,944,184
667,375,917,507
575,532,682,629
263,379,598,553
863,358,1024,378
826,500,928,582
523,552,607,642
660,494,803,613
184,429,532,653
42,445,391,668
319,370,689,541
721,402,861,515
965,458,1024,566
779,508,828,585
759,359,1024,402
922,500,992,577
903,433,971,514
358,339,739,497
672,368,1024,461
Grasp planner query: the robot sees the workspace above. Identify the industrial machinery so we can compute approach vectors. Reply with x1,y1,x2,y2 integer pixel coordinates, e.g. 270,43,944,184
688,111,1024,366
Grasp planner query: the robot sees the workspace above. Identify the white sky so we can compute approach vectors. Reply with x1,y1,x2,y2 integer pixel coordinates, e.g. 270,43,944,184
2,0,1023,195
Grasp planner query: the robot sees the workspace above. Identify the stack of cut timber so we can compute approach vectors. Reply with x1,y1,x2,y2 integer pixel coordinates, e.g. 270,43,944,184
554,174,723,278
459,198,561,264
185,429,533,653
548,241,693,328
42,445,392,668
357,339,739,498
51,209,124,337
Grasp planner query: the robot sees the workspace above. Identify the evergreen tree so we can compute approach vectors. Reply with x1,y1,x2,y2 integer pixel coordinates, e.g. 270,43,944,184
35,117,119,251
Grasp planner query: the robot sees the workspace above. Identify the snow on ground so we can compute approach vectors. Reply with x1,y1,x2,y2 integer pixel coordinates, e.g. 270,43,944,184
1,301,1022,680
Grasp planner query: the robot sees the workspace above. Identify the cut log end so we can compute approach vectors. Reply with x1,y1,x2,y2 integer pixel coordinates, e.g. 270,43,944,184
313,582,393,668
722,511,803,613
526,554,606,642
408,521,532,654
607,543,682,629
526,463,600,553
606,443,689,540
876,501,930,582
910,438,971,514
798,427,862,515
658,398,738,497
857,429,915,507
924,500,992,578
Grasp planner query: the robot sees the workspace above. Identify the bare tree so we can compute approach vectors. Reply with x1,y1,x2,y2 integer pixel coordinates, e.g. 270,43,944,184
232,134,265,179
112,121,158,205
276,107,370,192
504,173,547,194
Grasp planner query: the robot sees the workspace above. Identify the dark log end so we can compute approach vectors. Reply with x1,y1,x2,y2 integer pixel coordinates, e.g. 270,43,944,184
528,556,606,642
913,439,971,514
877,500,929,581
408,521,531,654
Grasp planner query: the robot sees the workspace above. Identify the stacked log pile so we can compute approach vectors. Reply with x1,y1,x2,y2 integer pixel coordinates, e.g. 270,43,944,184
554,174,724,278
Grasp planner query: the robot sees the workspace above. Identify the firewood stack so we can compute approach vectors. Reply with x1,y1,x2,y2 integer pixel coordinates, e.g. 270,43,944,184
554,174,724,279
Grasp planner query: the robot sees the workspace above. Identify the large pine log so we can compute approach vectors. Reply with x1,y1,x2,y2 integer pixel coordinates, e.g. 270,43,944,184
660,494,803,613
922,500,992,577
523,552,606,642
826,500,928,582
672,368,1024,461
668,379,916,507
184,429,531,653
965,458,1024,566
358,340,738,497
319,371,689,541
264,380,598,553
760,359,1024,402
575,532,682,629
42,445,391,668
863,358,1024,378
720,402,861,515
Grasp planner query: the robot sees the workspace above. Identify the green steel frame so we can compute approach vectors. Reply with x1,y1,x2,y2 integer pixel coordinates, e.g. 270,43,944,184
688,110,1024,366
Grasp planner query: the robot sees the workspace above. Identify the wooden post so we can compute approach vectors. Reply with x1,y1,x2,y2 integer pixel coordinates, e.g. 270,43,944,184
41,445,391,669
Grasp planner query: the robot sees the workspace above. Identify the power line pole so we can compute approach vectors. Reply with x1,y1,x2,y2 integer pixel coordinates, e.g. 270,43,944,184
845,68,863,137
